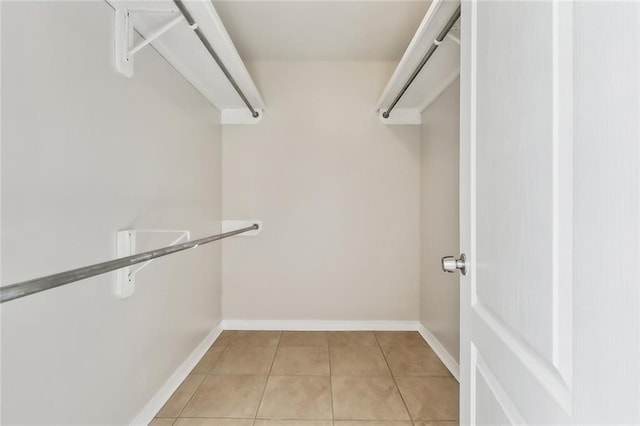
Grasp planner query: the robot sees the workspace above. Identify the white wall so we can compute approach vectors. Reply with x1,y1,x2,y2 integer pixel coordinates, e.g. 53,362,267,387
1,2,223,424
419,80,460,362
222,61,421,322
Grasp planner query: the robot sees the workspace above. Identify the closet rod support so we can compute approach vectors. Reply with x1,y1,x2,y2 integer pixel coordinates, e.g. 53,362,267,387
0,224,259,304
172,0,260,118
447,33,461,46
127,14,185,57
382,5,461,119
115,7,185,78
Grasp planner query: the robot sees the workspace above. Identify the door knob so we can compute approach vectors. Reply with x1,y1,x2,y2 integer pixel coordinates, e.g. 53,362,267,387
441,254,467,275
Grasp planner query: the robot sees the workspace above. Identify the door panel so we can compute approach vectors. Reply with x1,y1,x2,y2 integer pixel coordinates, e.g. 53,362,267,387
460,0,573,423
472,306,570,423
475,0,554,360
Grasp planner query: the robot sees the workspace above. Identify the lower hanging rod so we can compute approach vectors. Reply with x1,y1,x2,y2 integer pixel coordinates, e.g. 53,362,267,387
0,224,259,304
172,0,259,118
382,5,461,119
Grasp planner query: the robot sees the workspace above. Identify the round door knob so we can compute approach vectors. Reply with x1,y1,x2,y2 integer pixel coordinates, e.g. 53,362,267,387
441,254,467,275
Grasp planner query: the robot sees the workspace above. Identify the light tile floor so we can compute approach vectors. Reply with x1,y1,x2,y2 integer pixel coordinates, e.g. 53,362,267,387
150,331,458,426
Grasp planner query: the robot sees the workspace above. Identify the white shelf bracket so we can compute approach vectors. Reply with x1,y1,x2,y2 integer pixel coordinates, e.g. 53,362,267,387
115,229,190,299
114,7,183,78
446,33,461,45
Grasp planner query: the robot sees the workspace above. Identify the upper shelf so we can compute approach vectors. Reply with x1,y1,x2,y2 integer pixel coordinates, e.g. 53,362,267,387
377,0,461,125
107,0,265,124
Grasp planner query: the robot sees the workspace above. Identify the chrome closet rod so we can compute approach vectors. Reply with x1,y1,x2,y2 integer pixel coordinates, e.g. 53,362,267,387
172,0,259,118
0,224,259,304
382,5,461,119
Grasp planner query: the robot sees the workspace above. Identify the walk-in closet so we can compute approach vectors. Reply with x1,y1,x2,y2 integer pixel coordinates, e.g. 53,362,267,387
2,1,639,425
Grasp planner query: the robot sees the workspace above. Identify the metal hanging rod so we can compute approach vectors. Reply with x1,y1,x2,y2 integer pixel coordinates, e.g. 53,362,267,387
382,5,461,119
172,0,259,118
0,224,259,304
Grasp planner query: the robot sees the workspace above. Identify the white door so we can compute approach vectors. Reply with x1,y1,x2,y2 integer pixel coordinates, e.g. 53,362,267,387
458,0,574,423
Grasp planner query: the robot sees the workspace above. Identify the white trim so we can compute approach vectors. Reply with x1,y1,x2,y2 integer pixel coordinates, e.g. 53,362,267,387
418,322,460,381
458,1,475,422
220,320,420,332
129,323,224,426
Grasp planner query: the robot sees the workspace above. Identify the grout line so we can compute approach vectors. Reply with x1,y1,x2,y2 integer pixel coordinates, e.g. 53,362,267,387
173,372,206,418
160,331,446,425
205,341,231,375
373,332,414,423
253,417,336,421
172,330,239,419
254,330,282,423
173,336,233,419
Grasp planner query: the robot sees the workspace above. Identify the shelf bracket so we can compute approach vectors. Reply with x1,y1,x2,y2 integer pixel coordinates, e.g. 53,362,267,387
115,7,186,78
446,33,461,45
115,229,190,299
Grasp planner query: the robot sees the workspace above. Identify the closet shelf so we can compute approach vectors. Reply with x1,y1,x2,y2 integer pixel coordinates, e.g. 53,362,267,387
377,0,460,125
107,0,264,124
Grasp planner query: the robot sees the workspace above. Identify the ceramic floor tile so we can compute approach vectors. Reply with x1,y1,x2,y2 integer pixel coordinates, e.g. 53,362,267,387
156,374,205,417
181,375,266,418
381,346,450,377
330,346,390,376
328,331,378,347
254,421,333,426
332,376,410,421
230,331,281,347
149,418,175,426
191,346,226,374
271,346,330,376
212,331,238,348
211,345,276,375
334,422,412,426
153,330,460,424
374,331,428,347
279,331,328,347
173,419,253,426
333,420,413,426
257,376,332,420
395,377,459,421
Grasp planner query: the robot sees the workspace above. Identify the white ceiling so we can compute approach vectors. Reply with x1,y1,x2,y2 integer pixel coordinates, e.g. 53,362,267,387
212,1,432,61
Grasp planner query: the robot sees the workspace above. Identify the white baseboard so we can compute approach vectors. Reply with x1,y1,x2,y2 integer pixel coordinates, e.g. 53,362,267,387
220,319,421,331
130,323,223,426
417,323,460,382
